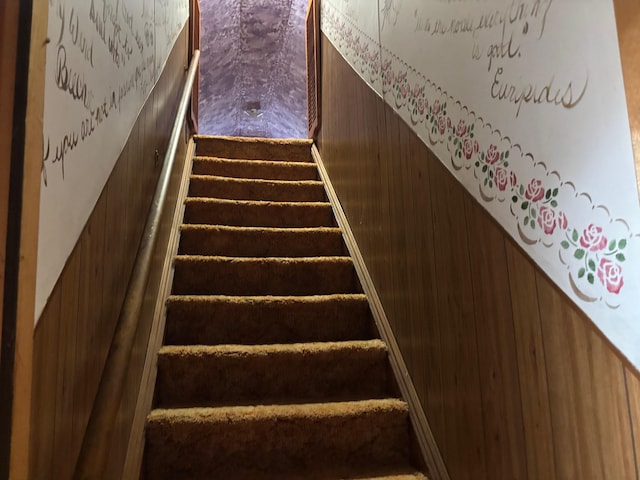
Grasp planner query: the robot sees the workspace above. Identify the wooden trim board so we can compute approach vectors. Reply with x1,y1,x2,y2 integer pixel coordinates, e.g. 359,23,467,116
312,144,450,480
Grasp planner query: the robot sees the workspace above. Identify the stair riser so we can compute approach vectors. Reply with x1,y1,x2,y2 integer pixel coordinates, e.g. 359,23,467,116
178,228,346,257
156,344,389,407
193,158,318,180
172,258,359,296
145,408,410,479
183,200,335,228
164,296,372,345
195,136,312,162
188,177,326,202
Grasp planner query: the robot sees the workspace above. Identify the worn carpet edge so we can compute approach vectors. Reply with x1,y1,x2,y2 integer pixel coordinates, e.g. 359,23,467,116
192,157,319,181
178,225,347,257
188,175,326,202
147,398,408,424
194,135,314,162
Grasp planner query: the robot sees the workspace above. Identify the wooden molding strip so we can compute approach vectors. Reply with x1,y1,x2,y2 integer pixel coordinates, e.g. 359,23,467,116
312,144,451,480
122,137,196,480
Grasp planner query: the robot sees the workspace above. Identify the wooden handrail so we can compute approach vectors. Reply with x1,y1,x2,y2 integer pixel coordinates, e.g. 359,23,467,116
73,49,200,480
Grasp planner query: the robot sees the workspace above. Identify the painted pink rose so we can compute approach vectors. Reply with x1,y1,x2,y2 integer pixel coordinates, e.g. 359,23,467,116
537,206,568,235
438,115,447,135
431,100,441,116
455,119,467,137
462,138,474,160
485,144,500,165
495,168,517,191
579,224,608,252
417,97,426,115
412,84,422,98
400,82,410,98
384,69,394,85
598,258,624,294
525,179,545,202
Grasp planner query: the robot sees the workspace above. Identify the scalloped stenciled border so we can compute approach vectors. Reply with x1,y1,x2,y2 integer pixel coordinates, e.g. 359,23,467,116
321,0,639,307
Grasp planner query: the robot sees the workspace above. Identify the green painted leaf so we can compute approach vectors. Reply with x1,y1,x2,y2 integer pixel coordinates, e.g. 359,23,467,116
530,221,536,230
587,273,595,285
512,196,519,203
531,209,537,219
489,170,494,179
454,137,458,145
609,240,617,251
505,151,510,158
481,152,485,160
489,180,493,188
520,185,525,196
448,136,452,141
521,201,529,210
616,253,626,262
457,151,462,158
470,133,474,138
482,165,488,173
553,188,559,197
525,216,530,225
578,268,586,279
588,260,596,272
619,239,627,249
475,161,480,167
484,178,488,186
471,124,475,131
561,241,570,249
572,229,579,242
550,200,558,208
574,249,586,260
545,189,552,200
503,161,509,167
501,152,505,160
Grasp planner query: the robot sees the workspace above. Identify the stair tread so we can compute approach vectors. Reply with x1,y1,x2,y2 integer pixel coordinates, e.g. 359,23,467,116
190,174,323,186
148,398,407,423
180,224,342,234
185,197,330,207
167,293,367,302
159,339,386,355
192,157,319,181
174,254,353,263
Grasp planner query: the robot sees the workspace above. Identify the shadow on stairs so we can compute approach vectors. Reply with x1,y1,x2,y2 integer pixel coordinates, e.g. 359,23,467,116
142,135,428,480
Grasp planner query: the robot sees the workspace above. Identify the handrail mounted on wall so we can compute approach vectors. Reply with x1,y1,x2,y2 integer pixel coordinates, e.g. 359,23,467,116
73,49,200,480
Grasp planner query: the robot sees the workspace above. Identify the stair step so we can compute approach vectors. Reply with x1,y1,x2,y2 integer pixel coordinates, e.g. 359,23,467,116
195,135,313,162
145,399,411,480
164,294,373,345
183,198,335,227
178,225,346,257
155,340,389,407
193,157,318,180
172,256,359,296
188,175,326,202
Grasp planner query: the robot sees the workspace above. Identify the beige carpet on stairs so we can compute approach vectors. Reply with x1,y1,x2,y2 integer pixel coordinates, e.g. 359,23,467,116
143,135,428,480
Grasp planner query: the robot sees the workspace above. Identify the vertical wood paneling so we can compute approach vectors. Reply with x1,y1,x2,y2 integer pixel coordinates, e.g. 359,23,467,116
429,161,486,480
29,287,61,480
464,198,527,480
626,368,640,477
537,273,636,479
318,35,640,480
30,27,188,480
504,241,556,480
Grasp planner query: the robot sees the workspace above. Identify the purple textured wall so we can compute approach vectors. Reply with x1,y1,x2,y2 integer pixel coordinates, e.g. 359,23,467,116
198,0,308,139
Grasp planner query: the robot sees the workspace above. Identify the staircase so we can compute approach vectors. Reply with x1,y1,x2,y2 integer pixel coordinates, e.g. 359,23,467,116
143,136,427,480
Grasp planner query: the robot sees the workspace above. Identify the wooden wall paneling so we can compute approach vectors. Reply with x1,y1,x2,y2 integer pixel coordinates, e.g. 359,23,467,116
464,198,527,479
30,287,62,480
537,273,637,479
504,241,556,480
625,368,640,477
52,247,81,480
428,160,487,480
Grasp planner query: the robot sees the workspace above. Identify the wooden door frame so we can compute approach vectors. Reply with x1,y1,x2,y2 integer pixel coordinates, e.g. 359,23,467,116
0,0,47,478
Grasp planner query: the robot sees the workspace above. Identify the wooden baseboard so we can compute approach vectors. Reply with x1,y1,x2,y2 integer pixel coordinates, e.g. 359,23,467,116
312,144,450,480
122,138,196,479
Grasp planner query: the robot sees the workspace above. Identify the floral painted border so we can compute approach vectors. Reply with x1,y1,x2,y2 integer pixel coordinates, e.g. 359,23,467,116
321,0,639,307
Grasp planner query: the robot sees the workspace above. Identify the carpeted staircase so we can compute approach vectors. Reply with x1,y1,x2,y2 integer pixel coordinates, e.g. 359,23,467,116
143,136,428,480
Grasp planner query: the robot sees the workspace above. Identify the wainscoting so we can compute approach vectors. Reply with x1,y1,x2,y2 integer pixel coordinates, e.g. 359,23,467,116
318,35,640,480
29,27,189,480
